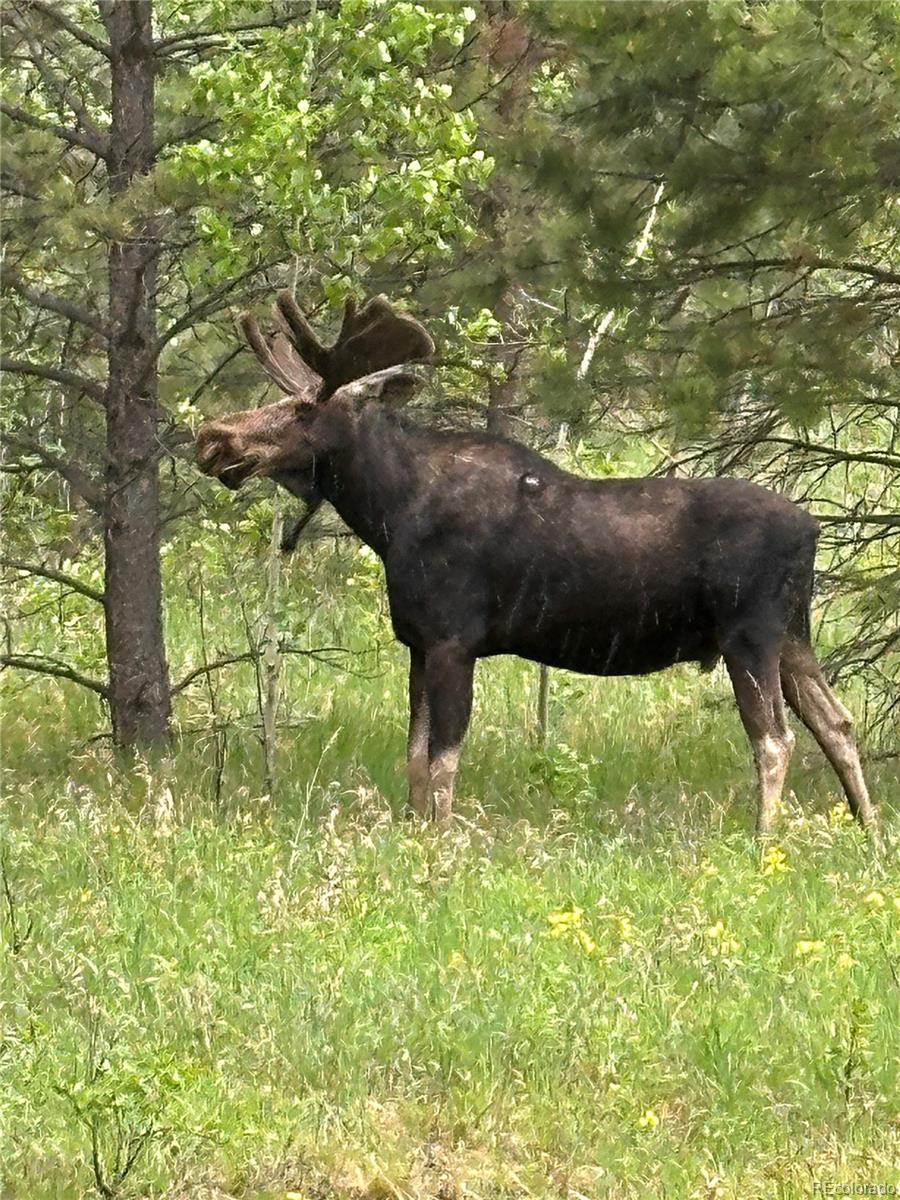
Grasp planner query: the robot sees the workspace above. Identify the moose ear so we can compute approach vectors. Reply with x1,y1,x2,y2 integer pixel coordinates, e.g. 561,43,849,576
331,365,425,405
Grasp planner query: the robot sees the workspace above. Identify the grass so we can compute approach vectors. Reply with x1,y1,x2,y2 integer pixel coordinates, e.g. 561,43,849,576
2,649,899,1198
2,519,898,1198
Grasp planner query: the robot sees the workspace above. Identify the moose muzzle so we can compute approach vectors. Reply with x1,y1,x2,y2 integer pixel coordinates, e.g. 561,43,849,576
195,419,256,490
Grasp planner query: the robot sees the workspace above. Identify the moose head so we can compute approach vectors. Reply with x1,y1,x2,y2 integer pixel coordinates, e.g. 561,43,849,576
195,292,434,497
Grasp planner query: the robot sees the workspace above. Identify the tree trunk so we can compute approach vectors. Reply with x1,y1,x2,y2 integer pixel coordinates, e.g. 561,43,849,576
101,0,171,746
486,282,522,438
480,4,548,714
260,497,284,798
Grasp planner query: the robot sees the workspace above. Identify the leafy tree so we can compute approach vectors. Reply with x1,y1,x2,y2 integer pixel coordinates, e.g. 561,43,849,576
1,0,486,746
491,0,900,726
3,0,895,751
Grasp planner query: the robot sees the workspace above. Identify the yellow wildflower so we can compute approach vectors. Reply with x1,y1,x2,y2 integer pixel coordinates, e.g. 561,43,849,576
828,802,852,828
795,938,826,959
575,928,597,955
705,920,740,956
637,1108,660,1130
447,950,466,970
617,915,635,942
762,844,789,876
547,906,584,935
835,952,856,971
547,907,596,954
863,891,885,910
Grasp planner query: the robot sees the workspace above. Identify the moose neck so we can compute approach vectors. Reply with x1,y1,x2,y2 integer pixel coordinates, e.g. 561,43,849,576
315,401,420,558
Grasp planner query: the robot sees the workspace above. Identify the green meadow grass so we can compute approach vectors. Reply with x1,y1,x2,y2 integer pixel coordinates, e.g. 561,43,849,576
2,526,898,1198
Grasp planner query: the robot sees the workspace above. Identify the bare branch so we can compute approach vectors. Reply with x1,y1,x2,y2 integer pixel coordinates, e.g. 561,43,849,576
813,257,900,287
172,645,349,695
3,433,105,514
153,10,304,54
1,557,105,605
685,255,900,287
0,355,105,403
23,1,112,58
0,852,34,954
0,653,109,697
186,346,242,406
151,267,268,361
3,270,108,338
0,100,108,160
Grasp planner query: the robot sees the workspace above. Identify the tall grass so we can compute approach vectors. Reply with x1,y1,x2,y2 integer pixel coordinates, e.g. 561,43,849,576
2,479,898,1198
1,766,897,1198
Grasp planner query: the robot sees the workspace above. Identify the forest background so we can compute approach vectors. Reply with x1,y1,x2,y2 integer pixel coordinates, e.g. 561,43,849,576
1,2,898,1197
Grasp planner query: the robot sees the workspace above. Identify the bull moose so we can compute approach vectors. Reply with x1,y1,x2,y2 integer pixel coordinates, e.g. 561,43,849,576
195,292,875,835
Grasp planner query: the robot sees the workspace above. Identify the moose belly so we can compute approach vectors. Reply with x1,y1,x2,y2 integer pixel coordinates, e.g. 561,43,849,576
497,624,713,676
485,573,713,676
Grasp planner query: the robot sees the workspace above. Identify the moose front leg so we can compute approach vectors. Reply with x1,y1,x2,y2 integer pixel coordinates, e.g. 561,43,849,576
424,642,475,825
407,648,431,818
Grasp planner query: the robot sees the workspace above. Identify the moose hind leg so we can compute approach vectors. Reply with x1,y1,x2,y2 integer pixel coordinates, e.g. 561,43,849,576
406,648,431,819
424,642,474,825
780,640,875,828
724,639,795,837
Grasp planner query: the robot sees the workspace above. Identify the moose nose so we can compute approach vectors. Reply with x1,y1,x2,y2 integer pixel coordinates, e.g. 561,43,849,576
195,420,256,490
195,420,234,474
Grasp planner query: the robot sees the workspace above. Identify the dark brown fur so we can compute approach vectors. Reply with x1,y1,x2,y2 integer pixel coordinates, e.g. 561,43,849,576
196,296,876,833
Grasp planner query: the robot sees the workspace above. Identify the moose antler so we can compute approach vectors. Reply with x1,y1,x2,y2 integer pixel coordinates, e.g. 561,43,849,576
317,294,435,392
271,292,331,379
238,314,323,400
241,291,435,402
278,291,434,397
